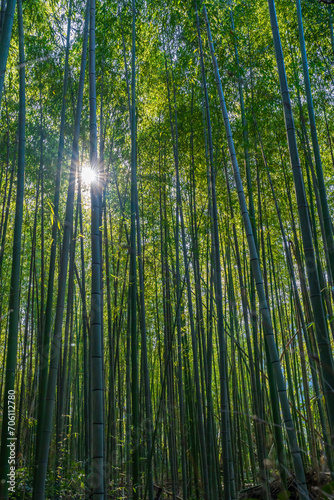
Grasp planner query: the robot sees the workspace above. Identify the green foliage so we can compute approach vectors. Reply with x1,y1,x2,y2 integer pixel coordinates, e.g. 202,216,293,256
321,481,334,498
277,490,291,500
0,0,333,497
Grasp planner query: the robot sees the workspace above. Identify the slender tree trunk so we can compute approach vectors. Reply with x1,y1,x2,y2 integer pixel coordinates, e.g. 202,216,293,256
35,0,73,466
33,1,88,493
0,0,16,107
202,2,309,497
0,159,14,274
76,171,90,493
0,0,25,496
295,0,334,283
17,178,39,455
129,1,139,498
268,0,334,444
89,0,104,497
136,173,154,500
196,6,233,498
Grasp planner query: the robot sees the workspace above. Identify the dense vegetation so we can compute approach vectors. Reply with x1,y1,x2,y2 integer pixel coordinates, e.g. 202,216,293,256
0,0,333,498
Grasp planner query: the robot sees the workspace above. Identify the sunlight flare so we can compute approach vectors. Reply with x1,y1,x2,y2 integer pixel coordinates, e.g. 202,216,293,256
81,165,97,186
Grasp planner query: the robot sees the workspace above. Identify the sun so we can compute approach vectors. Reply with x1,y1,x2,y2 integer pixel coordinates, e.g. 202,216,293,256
81,166,97,186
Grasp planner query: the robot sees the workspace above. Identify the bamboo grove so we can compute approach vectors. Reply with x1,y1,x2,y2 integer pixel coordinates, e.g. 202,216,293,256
0,0,333,498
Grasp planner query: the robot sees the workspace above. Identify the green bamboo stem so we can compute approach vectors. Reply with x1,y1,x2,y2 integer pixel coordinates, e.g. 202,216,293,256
202,3,309,497
33,0,89,493
89,0,104,497
0,1,25,495
35,0,73,466
0,0,16,107
295,0,334,284
268,0,334,444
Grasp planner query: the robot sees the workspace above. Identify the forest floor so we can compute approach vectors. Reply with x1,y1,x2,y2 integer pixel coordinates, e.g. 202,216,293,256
54,470,334,499
238,469,333,499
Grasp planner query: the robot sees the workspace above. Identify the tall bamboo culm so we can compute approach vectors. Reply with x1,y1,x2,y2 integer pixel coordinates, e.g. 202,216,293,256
201,2,309,498
0,0,25,496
